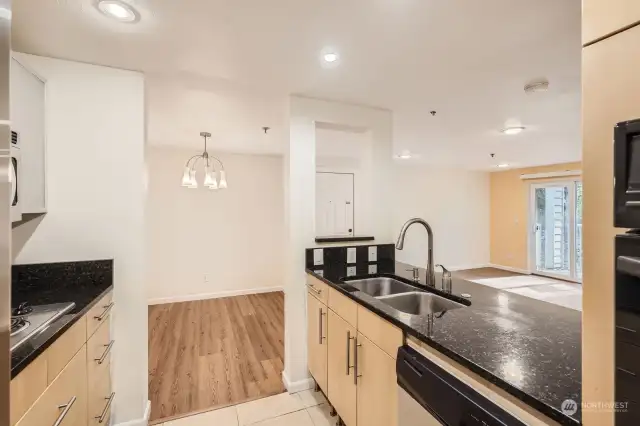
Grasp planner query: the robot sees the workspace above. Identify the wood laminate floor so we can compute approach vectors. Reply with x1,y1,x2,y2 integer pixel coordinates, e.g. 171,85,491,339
148,292,285,422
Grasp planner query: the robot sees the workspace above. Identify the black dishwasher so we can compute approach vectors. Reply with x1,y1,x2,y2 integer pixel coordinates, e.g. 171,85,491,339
397,346,526,426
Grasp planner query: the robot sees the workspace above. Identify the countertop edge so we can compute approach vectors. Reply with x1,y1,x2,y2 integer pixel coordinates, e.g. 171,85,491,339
10,285,114,378
305,269,580,426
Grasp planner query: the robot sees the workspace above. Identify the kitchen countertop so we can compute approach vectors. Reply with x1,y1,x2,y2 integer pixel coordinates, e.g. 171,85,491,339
11,260,113,378
307,260,582,425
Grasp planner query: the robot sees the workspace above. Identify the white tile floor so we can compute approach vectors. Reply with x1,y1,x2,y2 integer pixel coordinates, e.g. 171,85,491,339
158,389,333,426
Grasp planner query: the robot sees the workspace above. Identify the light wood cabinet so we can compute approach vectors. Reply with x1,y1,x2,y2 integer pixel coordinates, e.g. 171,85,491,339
356,305,402,359
583,24,640,426
10,354,47,426
329,287,357,328
10,291,114,426
356,333,398,426
327,309,358,426
307,275,329,305
307,291,328,394
86,292,113,340
583,0,640,45
16,346,88,426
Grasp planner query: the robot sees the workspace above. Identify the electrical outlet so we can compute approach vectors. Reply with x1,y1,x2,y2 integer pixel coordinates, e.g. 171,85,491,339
314,249,324,266
368,264,377,274
315,270,324,277
347,247,357,264
347,266,357,276
368,246,377,262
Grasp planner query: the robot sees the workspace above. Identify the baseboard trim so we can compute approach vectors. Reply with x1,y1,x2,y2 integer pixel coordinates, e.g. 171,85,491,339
488,264,531,275
148,286,284,305
446,264,491,272
114,400,151,426
282,371,314,393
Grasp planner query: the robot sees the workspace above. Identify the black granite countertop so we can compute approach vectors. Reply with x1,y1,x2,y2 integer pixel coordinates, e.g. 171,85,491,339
11,260,114,378
307,260,582,425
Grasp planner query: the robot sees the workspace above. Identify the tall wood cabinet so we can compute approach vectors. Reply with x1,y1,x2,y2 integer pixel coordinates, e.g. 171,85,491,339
583,0,640,45
583,13,640,426
306,274,401,426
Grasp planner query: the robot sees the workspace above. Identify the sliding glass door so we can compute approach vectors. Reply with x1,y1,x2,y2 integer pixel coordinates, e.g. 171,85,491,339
530,180,582,282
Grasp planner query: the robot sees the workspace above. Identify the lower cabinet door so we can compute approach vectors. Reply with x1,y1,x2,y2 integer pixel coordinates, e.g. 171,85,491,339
328,309,357,426
356,333,398,426
16,345,88,426
307,291,328,393
88,360,113,426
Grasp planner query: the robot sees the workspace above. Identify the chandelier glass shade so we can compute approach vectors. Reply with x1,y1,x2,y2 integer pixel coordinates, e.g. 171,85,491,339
181,132,227,190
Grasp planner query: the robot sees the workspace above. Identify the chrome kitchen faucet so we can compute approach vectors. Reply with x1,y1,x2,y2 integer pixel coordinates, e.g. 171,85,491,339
396,218,436,288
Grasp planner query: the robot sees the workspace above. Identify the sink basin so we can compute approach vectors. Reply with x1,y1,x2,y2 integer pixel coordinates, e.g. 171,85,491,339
379,292,465,315
343,277,417,297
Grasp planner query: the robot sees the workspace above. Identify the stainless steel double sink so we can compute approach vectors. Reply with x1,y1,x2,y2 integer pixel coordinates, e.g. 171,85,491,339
343,276,467,316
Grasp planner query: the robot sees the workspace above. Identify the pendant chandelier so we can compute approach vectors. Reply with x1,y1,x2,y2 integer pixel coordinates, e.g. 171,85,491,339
181,132,227,190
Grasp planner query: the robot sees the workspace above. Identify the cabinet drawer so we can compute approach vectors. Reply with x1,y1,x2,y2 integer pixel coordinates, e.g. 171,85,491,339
87,291,113,340
88,366,113,426
16,345,87,426
307,275,329,305
617,309,640,347
329,287,357,328
87,316,113,385
10,354,47,426
47,316,87,384
357,305,403,359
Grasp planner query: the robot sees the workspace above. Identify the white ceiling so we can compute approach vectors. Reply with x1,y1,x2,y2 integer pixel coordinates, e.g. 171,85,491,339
12,0,582,169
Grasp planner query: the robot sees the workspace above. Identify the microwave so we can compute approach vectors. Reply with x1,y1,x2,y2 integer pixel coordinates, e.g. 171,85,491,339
614,118,640,228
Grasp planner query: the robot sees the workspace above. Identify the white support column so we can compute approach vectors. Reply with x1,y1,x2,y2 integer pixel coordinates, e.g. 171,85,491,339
282,99,316,391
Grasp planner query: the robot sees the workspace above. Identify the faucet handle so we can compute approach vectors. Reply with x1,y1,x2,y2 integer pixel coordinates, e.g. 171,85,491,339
435,264,452,293
406,267,420,282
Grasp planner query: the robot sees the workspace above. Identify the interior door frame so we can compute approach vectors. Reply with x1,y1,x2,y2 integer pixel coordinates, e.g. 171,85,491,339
315,171,355,237
527,179,582,283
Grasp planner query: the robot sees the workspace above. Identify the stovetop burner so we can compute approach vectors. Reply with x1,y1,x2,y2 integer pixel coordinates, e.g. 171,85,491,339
10,317,30,337
12,302,33,317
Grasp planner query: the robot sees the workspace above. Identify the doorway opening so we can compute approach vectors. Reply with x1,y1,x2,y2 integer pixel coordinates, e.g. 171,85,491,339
528,180,583,282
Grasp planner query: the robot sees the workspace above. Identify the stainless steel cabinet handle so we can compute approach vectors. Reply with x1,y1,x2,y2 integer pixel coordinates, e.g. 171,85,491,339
617,367,637,377
307,284,322,296
96,392,115,424
354,336,362,385
94,302,114,321
95,340,115,365
318,309,326,344
616,325,637,333
346,331,355,375
53,396,77,426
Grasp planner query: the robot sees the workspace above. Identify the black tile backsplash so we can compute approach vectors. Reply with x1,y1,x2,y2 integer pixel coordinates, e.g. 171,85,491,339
305,243,394,269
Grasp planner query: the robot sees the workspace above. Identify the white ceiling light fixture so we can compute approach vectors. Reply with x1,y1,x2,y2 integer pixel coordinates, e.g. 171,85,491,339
496,163,510,168
395,150,412,160
524,79,550,94
181,132,228,190
96,0,139,23
323,52,339,63
501,126,525,135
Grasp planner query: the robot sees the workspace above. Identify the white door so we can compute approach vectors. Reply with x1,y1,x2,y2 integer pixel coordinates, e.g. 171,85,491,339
529,180,583,282
316,172,354,237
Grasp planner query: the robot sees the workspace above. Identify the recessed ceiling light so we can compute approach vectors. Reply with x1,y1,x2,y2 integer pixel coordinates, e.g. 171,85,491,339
497,163,510,168
323,52,339,63
395,150,412,159
97,0,139,23
501,126,525,135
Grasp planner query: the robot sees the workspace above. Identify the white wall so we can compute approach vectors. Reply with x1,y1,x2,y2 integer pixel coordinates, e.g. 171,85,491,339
146,146,284,304
283,96,393,390
316,127,374,237
11,54,147,424
391,164,490,270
